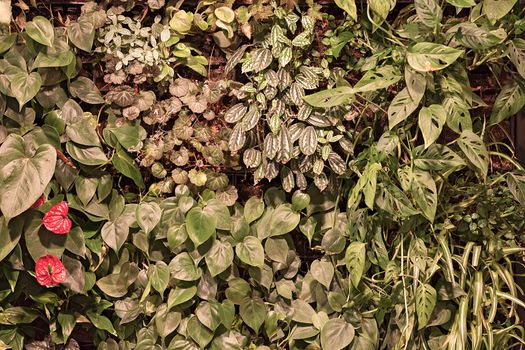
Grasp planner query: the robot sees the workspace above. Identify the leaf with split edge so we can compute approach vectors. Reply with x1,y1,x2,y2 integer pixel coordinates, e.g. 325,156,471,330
489,81,525,125
388,88,419,129
205,240,234,276
26,16,54,47
0,135,56,219
509,39,525,80
414,144,465,172
416,283,437,329
407,42,463,72
236,236,264,267
457,130,489,179
418,104,447,149
320,318,355,350
353,65,401,93
303,86,354,108
345,242,366,288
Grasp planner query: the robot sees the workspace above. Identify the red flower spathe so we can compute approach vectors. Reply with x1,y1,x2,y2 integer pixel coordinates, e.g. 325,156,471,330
35,255,67,286
42,201,72,234
30,195,45,209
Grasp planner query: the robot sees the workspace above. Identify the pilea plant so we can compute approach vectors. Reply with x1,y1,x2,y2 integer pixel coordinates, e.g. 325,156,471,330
0,0,525,350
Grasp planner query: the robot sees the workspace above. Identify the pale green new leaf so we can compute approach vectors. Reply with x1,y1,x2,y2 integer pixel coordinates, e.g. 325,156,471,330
26,16,54,47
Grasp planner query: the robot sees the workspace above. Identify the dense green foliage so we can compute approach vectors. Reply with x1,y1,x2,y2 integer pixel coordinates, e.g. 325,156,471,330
1,0,525,349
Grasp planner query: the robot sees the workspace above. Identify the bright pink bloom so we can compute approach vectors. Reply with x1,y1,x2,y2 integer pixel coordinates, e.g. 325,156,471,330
35,255,67,286
30,195,45,209
42,201,72,234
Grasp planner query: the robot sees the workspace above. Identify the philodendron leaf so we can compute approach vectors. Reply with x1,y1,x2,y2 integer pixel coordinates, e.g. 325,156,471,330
67,18,95,52
236,236,264,267
26,16,54,47
136,202,162,235
11,72,42,109
69,77,105,104
320,318,355,350
239,297,266,333
0,134,56,219
407,43,463,72
345,242,366,288
186,206,217,247
416,283,437,329
205,240,234,276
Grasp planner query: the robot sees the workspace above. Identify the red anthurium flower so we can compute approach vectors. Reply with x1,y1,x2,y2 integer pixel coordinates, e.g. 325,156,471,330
30,195,45,209
35,255,67,286
42,201,72,234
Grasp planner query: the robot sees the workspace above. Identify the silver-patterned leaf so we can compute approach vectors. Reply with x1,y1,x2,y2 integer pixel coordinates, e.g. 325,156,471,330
297,104,313,121
224,45,249,75
279,46,293,67
288,83,305,106
314,173,329,191
277,127,293,163
289,123,306,142
299,155,313,172
264,133,279,160
313,157,324,175
295,171,307,190
269,99,286,117
264,85,278,100
252,48,273,73
228,125,246,152
281,166,295,192
224,103,248,123
265,70,280,87
328,153,346,175
296,74,319,90
241,105,261,131
301,16,315,32
243,148,262,168
299,126,317,156
308,114,332,127
265,161,279,180
292,31,312,47
277,69,292,90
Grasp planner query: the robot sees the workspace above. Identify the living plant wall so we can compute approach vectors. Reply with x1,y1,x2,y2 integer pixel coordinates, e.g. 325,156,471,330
1,0,525,349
